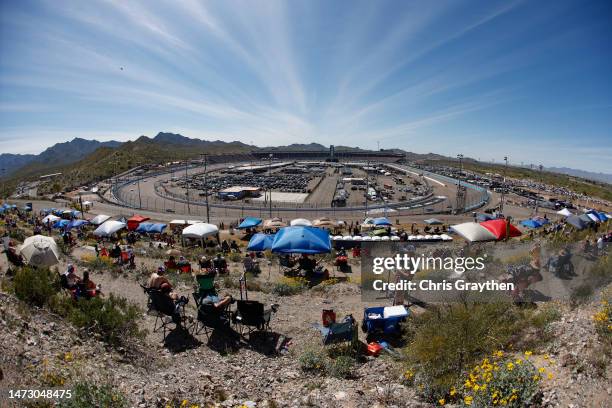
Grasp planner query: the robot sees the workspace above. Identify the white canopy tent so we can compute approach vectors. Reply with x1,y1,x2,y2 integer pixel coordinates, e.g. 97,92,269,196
556,208,572,217
18,235,61,267
182,223,219,239
93,220,126,237
90,214,111,225
42,214,60,224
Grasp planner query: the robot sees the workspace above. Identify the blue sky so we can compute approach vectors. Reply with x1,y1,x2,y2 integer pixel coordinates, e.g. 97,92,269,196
1,0,611,172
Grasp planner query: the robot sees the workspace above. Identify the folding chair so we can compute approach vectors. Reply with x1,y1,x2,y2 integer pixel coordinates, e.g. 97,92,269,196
141,286,187,338
192,295,231,340
232,300,275,337
323,315,357,346
194,274,217,301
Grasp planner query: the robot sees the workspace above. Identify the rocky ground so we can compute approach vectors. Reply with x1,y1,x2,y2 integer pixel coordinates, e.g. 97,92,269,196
1,246,611,407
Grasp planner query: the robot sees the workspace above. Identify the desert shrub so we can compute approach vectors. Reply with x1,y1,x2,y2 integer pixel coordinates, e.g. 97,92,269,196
228,252,242,262
404,302,525,400
299,348,327,373
593,296,612,341
8,227,26,242
326,355,355,379
80,254,114,272
58,382,127,408
456,353,545,407
13,267,60,307
272,277,307,296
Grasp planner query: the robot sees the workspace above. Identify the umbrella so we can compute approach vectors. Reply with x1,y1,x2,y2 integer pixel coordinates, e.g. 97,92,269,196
53,219,70,229
566,215,587,230
148,223,167,233
372,217,392,226
136,222,154,233
237,217,262,229
67,219,89,230
313,217,337,228
263,218,287,229
247,233,275,252
521,219,543,229
42,214,60,224
424,218,443,225
182,223,219,239
18,235,60,267
93,220,126,237
271,226,331,254
90,214,111,225
290,218,312,226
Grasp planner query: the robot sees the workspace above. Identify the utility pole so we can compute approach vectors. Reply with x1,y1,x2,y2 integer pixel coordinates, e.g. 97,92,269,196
268,154,273,217
185,161,190,215
365,160,369,218
455,154,466,214
534,164,543,215
136,164,142,209
500,156,508,214
201,153,210,223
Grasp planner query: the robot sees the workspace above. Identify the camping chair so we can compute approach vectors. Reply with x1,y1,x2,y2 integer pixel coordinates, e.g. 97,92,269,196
194,274,217,303
142,286,188,338
232,300,276,337
322,315,357,346
192,294,232,339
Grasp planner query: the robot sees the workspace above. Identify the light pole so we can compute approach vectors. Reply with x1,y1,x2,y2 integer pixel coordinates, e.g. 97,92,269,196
185,161,190,215
136,164,142,209
268,154,273,217
201,153,210,223
534,164,543,215
500,156,508,214
364,160,369,218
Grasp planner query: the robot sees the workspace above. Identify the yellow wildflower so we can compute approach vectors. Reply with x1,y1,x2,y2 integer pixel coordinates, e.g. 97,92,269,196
438,398,446,406
538,367,546,373
524,351,532,357
506,362,514,371
547,373,553,380
450,387,456,396
464,395,473,405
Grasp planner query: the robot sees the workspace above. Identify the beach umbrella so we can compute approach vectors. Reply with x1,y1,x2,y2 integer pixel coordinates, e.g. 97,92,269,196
247,233,275,252
521,219,542,229
18,235,60,267
372,217,392,226
42,214,60,224
136,222,154,233
313,217,337,228
93,220,126,237
271,226,331,254
290,218,312,226
67,219,89,230
263,218,287,229
90,214,111,225
424,218,443,225
53,219,70,229
148,223,167,233
238,217,262,229
450,222,497,242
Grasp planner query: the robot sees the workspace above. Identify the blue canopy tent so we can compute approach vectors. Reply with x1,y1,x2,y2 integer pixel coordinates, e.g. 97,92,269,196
136,222,154,233
271,226,331,254
247,233,275,252
238,217,262,229
521,219,543,229
67,219,89,230
372,217,392,226
148,223,167,233
595,212,609,222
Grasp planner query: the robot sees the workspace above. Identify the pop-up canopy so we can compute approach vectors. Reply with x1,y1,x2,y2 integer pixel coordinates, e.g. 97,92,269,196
127,215,150,231
181,223,219,239
271,226,331,254
94,220,126,237
556,208,572,217
247,233,275,252
90,214,111,225
237,217,262,229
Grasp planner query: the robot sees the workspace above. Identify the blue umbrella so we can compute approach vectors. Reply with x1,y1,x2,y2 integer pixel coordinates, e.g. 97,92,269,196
372,217,392,226
247,233,275,251
521,219,542,229
148,223,167,233
271,226,331,254
136,222,154,233
53,219,70,229
238,217,262,229
67,219,89,229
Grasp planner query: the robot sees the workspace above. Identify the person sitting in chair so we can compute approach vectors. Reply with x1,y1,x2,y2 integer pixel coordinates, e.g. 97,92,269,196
199,255,212,271
298,254,315,273
149,266,188,311
221,240,230,254
177,255,189,267
77,271,100,298
64,264,81,289
243,254,260,274
213,253,228,274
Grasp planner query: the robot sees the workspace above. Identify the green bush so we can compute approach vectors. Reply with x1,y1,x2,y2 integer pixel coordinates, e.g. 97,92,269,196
58,382,127,408
229,252,242,262
13,267,59,307
51,294,145,347
404,302,525,400
326,355,355,379
272,277,307,296
299,348,327,373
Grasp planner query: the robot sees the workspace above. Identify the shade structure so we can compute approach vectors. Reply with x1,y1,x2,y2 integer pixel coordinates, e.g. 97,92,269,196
18,235,60,267
67,219,89,229
556,208,572,217
566,215,587,230
147,223,167,233
90,214,111,225
263,218,287,229
578,214,595,225
93,220,126,237
247,233,275,251
424,218,443,225
127,215,150,231
271,226,331,254
480,219,522,240
451,222,497,242
290,218,312,226
42,214,61,224
136,222,153,233
237,217,262,229
372,217,392,226
594,212,608,222
182,223,219,239
586,213,600,223
313,217,337,228
521,219,543,229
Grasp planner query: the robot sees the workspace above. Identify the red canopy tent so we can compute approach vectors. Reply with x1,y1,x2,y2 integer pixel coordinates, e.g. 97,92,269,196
480,219,522,240
127,215,150,231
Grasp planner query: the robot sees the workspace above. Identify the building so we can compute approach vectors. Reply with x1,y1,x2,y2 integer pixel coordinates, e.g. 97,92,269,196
217,186,261,200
